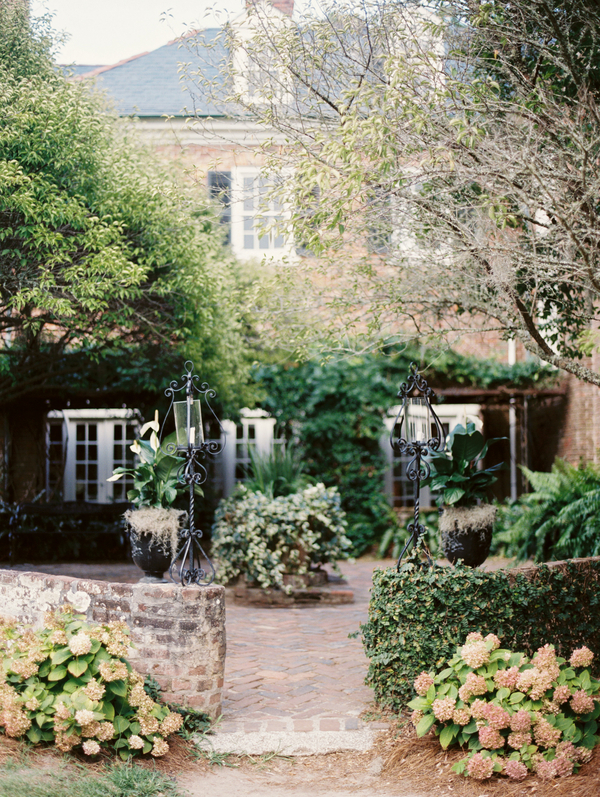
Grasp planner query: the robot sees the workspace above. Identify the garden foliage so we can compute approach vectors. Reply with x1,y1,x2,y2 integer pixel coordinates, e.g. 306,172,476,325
211,483,351,589
359,559,600,712
421,422,504,507
0,5,253,410
254,350,552,554
246,447,309,498
0,608,182,758
109,414,184,509
495,459,600,562
408,634,598,781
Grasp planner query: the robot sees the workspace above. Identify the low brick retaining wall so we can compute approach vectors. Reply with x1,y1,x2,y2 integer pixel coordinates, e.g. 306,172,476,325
0,569,226,718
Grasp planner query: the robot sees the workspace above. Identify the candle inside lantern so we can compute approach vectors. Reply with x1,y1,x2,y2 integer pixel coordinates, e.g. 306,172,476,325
406,396,431,443
174,399,204,448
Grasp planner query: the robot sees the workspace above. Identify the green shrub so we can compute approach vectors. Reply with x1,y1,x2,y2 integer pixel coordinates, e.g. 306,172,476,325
494,460,600,562
408,634,599,781
246,447,309,497
0,608,183,758
359,559,600,712
211,483,352,589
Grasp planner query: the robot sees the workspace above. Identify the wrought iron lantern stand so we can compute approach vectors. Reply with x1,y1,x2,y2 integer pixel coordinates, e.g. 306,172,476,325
160,361,225,586
390,363,444,569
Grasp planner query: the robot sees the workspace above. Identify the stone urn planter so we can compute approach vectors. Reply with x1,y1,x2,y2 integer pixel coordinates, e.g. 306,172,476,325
439,504,496,568
125,507,187,582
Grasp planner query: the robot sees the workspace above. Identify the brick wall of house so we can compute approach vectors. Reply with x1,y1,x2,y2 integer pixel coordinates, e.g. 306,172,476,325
0,569,226,717
246,0,294,16
557,354,600,465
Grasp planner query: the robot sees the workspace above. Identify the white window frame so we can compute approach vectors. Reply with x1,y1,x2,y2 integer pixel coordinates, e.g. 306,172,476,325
46,408,141,503
220,408,285,496
230,168,291,258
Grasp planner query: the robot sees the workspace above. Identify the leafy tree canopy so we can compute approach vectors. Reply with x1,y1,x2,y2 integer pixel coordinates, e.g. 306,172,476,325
0,5,254,411
189,0,600,386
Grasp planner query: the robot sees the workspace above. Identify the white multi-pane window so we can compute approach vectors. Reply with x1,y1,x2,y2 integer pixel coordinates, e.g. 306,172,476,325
46,409,141,503
230,170,288,257
381,404,482,509
242,175,284,251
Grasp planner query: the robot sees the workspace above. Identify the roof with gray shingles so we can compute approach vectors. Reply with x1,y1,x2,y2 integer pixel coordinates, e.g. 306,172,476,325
77,29,226,118
61,65,106,76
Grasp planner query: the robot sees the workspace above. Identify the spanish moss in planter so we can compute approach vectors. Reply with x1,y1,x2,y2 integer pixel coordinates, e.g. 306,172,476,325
422,422,505,567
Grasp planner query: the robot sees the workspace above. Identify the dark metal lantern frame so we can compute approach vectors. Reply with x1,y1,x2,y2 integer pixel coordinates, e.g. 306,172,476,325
160,361,225,586
390,363,444,569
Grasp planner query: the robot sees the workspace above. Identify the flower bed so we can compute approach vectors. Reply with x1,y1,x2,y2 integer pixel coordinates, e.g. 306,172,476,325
408,634,599,781
0,608,182,758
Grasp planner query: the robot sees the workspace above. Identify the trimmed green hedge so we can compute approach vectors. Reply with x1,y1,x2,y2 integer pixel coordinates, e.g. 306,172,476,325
359,558,600,712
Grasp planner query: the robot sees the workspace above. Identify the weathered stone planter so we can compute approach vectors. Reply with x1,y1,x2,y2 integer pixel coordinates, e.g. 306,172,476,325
232,570,354,607
0,569,226,717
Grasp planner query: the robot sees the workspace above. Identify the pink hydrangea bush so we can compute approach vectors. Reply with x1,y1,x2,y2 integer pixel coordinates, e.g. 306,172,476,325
407,633,600,782
0,609,183,759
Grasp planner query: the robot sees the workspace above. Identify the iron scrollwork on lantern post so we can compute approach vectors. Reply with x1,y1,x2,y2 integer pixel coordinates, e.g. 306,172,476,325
160,361,225,586
390,363,444,569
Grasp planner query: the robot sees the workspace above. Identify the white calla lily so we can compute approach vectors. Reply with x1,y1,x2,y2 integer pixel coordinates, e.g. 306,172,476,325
139,409,160,438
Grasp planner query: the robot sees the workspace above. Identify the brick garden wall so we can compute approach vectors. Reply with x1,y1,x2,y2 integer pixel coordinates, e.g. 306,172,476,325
0,569,226,718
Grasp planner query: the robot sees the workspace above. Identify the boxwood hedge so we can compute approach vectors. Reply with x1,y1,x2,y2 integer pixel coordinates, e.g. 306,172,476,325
359,558,600,712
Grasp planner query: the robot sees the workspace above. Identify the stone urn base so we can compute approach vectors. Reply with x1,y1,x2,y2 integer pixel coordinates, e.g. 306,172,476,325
439,505,496,568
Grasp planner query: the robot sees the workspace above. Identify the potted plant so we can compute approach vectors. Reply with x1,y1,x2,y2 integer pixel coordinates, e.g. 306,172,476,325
421,422,505,567
108,412,186,581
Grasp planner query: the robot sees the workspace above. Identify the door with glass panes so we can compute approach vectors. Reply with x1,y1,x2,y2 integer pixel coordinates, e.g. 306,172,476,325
46,409,140,502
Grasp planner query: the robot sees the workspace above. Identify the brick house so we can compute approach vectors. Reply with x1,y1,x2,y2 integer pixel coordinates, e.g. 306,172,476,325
3,0,594,521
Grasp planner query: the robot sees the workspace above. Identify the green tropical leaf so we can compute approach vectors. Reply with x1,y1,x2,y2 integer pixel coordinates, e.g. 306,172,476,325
108,680,128,697
26,727,42,743
113,716,130,733
51,647,72,666
450,428,485,463
439,725,456,749
37,660,51,678
443,487,466,505
407,696,431,711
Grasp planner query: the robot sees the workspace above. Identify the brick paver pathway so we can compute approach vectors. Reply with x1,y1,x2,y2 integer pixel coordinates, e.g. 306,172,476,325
218,559,389,735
